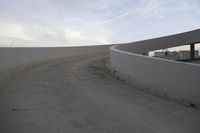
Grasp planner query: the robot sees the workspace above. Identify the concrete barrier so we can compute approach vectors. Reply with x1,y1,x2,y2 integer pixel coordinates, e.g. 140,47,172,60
110,29,200,107
0,45,110,72
115,29,200,54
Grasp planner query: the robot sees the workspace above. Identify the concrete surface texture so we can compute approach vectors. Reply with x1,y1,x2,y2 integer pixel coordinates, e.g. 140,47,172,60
0,53,200,133
110,29,200,107
0,45,110,72
191,60,200,64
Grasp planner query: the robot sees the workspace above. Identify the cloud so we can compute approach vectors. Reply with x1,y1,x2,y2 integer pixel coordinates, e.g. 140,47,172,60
0,22,34,41
135,0,163,18
0,0,199,46
64,28,84,42
99,0,163,24
0,0,113,46
64,27,109,45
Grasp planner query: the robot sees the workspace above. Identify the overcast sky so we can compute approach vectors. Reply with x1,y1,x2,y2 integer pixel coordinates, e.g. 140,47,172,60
0,0,200,46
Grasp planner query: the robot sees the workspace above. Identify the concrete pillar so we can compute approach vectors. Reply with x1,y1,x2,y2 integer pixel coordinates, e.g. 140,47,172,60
190,43,195,60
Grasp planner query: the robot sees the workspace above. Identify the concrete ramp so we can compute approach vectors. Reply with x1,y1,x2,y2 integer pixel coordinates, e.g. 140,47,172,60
0,53,200,133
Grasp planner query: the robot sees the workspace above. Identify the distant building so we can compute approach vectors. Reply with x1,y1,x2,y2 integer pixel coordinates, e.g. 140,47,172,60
179,50,199,60
154,50,199,60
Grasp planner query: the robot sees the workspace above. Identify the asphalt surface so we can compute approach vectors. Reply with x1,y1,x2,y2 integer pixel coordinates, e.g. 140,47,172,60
0,53,200,133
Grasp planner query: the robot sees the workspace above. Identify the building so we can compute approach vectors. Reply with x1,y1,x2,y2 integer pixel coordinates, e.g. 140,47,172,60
179,50,199,60
154,50,199,60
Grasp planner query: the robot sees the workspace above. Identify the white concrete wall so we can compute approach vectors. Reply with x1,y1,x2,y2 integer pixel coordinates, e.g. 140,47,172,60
116,29,200,54
110,29,200,107
0,45,110,72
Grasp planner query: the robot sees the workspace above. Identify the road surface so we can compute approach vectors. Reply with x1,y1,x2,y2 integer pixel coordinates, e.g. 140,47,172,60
0,53,200,133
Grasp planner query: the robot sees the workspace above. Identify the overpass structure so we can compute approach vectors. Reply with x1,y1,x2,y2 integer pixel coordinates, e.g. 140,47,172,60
110,29,200,108
0,30,200,133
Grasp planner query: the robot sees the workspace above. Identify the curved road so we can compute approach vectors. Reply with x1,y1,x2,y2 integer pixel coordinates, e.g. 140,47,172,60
0,53,200,133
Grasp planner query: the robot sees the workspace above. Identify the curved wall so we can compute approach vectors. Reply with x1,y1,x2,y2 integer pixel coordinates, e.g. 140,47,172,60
110,29,200,107
116,29,200,54
0,45,110,72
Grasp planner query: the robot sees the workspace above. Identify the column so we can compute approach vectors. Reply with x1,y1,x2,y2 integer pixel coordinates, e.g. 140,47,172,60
190,43,195,60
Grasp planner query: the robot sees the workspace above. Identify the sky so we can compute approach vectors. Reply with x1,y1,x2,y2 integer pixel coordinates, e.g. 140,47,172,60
0,0,200,47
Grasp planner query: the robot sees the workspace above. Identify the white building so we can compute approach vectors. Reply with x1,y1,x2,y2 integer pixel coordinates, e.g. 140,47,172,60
154,50,199,60
179,50,199,60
